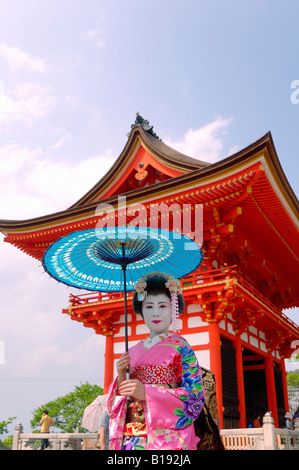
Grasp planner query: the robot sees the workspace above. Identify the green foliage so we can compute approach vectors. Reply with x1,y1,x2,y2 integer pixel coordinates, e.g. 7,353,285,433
0,417,16,450
287,369,299,387
287,369,299,415
0,416,16,435
30,382,103,433
1,435,13,449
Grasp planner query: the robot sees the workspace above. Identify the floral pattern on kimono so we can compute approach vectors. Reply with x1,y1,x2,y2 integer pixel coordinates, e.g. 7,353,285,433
107,333,205,450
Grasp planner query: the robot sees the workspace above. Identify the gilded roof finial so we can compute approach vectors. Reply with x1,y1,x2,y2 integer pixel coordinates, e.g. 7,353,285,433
128,112,160,140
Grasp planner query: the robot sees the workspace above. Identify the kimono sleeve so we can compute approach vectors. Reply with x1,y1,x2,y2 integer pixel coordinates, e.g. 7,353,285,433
144,342,205,430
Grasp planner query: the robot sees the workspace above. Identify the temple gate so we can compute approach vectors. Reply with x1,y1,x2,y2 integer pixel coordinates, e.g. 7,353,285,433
1,115,298,428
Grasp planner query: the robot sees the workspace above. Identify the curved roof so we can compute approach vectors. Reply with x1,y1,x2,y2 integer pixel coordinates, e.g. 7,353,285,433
0,117,298,346
69,121,210,208
0,128,297,231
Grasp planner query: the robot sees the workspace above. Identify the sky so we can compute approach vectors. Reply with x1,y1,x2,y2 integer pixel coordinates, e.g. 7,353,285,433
0,0,299,435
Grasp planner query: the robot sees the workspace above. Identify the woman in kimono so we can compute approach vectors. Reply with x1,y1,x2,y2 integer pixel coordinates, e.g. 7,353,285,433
107,272,205,450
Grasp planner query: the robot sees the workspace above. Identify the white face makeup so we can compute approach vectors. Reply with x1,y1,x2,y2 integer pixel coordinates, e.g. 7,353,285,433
142,293,172,338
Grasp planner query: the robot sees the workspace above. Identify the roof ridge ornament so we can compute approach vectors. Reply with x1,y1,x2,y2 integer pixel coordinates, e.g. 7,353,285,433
128,112,161,140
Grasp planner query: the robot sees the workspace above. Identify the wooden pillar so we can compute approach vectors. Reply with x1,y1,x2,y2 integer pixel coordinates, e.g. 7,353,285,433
280,359,290,413
265,353,278,427
234,335,246,428
104,335,114,393
209,322,224,428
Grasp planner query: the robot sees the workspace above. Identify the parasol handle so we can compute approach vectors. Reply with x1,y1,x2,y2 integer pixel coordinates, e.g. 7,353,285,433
122,264,130,378
121,243,130,404
121,244,129,354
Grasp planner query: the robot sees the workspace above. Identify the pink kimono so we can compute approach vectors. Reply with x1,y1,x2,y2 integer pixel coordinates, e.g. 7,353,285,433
107,333,205,450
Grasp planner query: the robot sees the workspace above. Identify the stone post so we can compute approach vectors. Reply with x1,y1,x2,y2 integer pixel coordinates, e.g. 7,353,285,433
294,419,299,449
262,412,276,450
73,426,82,450
12,422,23,450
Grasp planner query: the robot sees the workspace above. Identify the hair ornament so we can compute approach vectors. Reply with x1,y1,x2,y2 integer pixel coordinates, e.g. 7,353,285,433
135,279,147,301
165,277,182,295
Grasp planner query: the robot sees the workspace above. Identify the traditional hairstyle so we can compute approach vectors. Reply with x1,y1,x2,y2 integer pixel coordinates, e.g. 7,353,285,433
132,272,185,332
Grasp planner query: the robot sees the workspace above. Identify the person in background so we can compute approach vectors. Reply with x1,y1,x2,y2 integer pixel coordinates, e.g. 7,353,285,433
40,410,55,450
292,407,299,428
253,416,261,427
99,408,110,450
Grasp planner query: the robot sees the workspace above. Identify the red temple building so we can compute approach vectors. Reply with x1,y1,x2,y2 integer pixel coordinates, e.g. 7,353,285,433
1,115,298,429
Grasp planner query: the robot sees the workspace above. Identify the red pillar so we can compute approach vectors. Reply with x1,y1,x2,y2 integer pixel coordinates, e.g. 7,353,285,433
280,359,290,413
234,335,246,428
104,335,114,393
265,353,278,427
209,322,224,428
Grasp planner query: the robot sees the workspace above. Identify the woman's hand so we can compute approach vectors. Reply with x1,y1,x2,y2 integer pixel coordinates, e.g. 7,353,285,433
116,351,131,387
116,352,146,401
116,351,130,374
118,379,146,401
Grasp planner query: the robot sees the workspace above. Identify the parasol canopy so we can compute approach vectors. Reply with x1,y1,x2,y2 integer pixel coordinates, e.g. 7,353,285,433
42,226,203,292
42,225,203,353
82,394,108,432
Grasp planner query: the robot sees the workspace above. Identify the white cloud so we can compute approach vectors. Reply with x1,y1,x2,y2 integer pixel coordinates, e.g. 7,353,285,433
51,132,71,150
84,23,106,49
165,115,234,163
0,245,105,380
0,142,115,218
0,82,56,126
0,43,45,73
87,103,102,122
65,95,78,107
0,44,55,127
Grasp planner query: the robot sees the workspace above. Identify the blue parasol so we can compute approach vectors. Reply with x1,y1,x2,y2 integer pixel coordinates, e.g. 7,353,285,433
42,226,203,351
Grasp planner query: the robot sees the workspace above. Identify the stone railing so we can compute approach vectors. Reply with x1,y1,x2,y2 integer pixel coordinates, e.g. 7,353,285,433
11,413,299,450
12,424,98,450
221,413,299,450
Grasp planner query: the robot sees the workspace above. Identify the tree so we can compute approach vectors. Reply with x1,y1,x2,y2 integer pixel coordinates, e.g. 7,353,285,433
287,369,299,415
30,382,103,433
292,353,299,363
0,416,16,435
0,417,16,449
287,369,299,387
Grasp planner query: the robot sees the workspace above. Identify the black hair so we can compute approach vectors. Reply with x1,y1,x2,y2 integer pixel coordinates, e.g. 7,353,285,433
132,274,185,317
